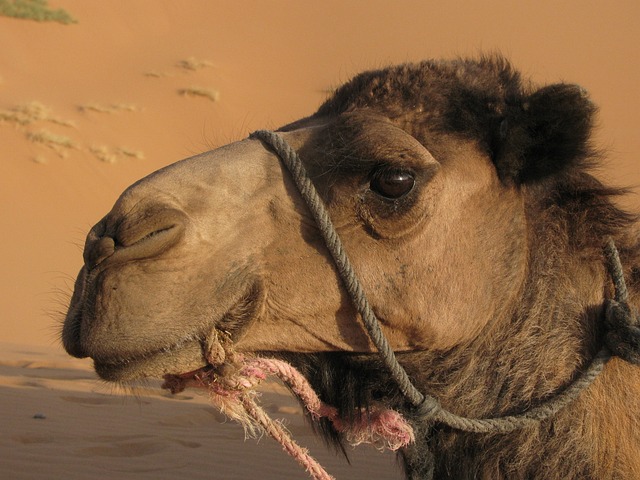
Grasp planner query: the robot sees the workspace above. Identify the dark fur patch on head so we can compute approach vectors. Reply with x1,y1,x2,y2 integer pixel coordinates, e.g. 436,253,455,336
317,56,598,185
495,83,597,184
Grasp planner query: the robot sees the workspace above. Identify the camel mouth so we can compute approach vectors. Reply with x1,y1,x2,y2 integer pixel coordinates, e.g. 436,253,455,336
91,322,243,382
158,328,247,392
68,279,265,382
161,359,240,395
92,336,210,382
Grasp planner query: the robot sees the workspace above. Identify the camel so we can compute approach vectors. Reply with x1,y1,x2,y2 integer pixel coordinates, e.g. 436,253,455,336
62,56,640,479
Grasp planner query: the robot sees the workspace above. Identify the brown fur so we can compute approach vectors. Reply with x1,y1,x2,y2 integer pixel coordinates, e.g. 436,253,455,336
62,56,640,478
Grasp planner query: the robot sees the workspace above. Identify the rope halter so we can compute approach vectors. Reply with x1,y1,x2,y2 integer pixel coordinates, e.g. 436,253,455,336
250,129,640,478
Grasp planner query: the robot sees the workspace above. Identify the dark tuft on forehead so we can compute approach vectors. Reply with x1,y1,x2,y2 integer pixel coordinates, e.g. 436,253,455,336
316,55,525,154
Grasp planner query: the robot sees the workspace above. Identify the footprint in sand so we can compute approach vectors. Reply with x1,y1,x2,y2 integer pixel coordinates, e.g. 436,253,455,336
77,440,168,458
60,395,151,406
16,380,44,388
76,437,200,458
60,395,124,405
12,433,55,445
170,438,201,449
90,434,151,443
158,406,231,428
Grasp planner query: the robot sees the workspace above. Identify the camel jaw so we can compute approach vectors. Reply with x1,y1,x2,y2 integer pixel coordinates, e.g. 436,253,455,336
81,320,245,382
91,323,242,382
63,264,265,382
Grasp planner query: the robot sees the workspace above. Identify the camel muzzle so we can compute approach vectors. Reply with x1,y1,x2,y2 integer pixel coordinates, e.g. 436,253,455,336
83,206,187,270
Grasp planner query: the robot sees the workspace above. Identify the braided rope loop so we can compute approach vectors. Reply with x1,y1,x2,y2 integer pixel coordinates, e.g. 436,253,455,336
432,348,610,433
604,237,629,303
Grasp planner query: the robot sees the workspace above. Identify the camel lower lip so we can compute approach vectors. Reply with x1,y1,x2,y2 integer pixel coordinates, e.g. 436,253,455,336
93,339,209,382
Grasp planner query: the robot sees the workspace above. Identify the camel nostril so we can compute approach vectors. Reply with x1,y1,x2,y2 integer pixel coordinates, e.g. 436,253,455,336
83,218,116,270
85,237,116,270
82,208,187,269
111,208,187,262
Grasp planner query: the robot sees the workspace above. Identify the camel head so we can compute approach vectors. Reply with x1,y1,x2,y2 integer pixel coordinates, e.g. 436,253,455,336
62,57,603,382
62,56,640,478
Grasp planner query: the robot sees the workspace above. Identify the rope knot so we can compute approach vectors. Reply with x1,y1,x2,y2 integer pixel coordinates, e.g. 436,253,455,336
604,299,640,365
413,394,441,421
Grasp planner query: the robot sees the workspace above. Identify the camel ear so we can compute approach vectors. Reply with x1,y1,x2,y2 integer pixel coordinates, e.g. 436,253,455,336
494,83,597,184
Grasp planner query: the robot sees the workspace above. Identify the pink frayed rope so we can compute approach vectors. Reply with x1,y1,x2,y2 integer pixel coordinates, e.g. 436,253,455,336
163,356,414,480
245,358,415,450
241,394,335,480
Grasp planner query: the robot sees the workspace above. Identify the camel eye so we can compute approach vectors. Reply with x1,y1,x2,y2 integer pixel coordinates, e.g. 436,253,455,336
370,169,415,199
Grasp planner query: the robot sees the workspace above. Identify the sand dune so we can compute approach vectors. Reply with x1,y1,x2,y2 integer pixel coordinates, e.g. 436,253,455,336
0,1,638,478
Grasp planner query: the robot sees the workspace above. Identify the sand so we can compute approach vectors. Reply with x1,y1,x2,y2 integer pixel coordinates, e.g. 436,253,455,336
0,1,638,478
0,342,398,478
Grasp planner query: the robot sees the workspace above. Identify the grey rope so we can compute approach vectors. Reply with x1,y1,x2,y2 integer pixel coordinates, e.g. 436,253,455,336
604,239,629,303
603,238,640,364
250,130,425,406
251,129,637,475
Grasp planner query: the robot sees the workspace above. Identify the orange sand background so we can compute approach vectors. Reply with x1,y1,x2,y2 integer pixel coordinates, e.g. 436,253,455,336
0,1,638,478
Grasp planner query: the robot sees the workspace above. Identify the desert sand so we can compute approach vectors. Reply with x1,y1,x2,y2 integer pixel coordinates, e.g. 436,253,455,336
1,1,638,478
